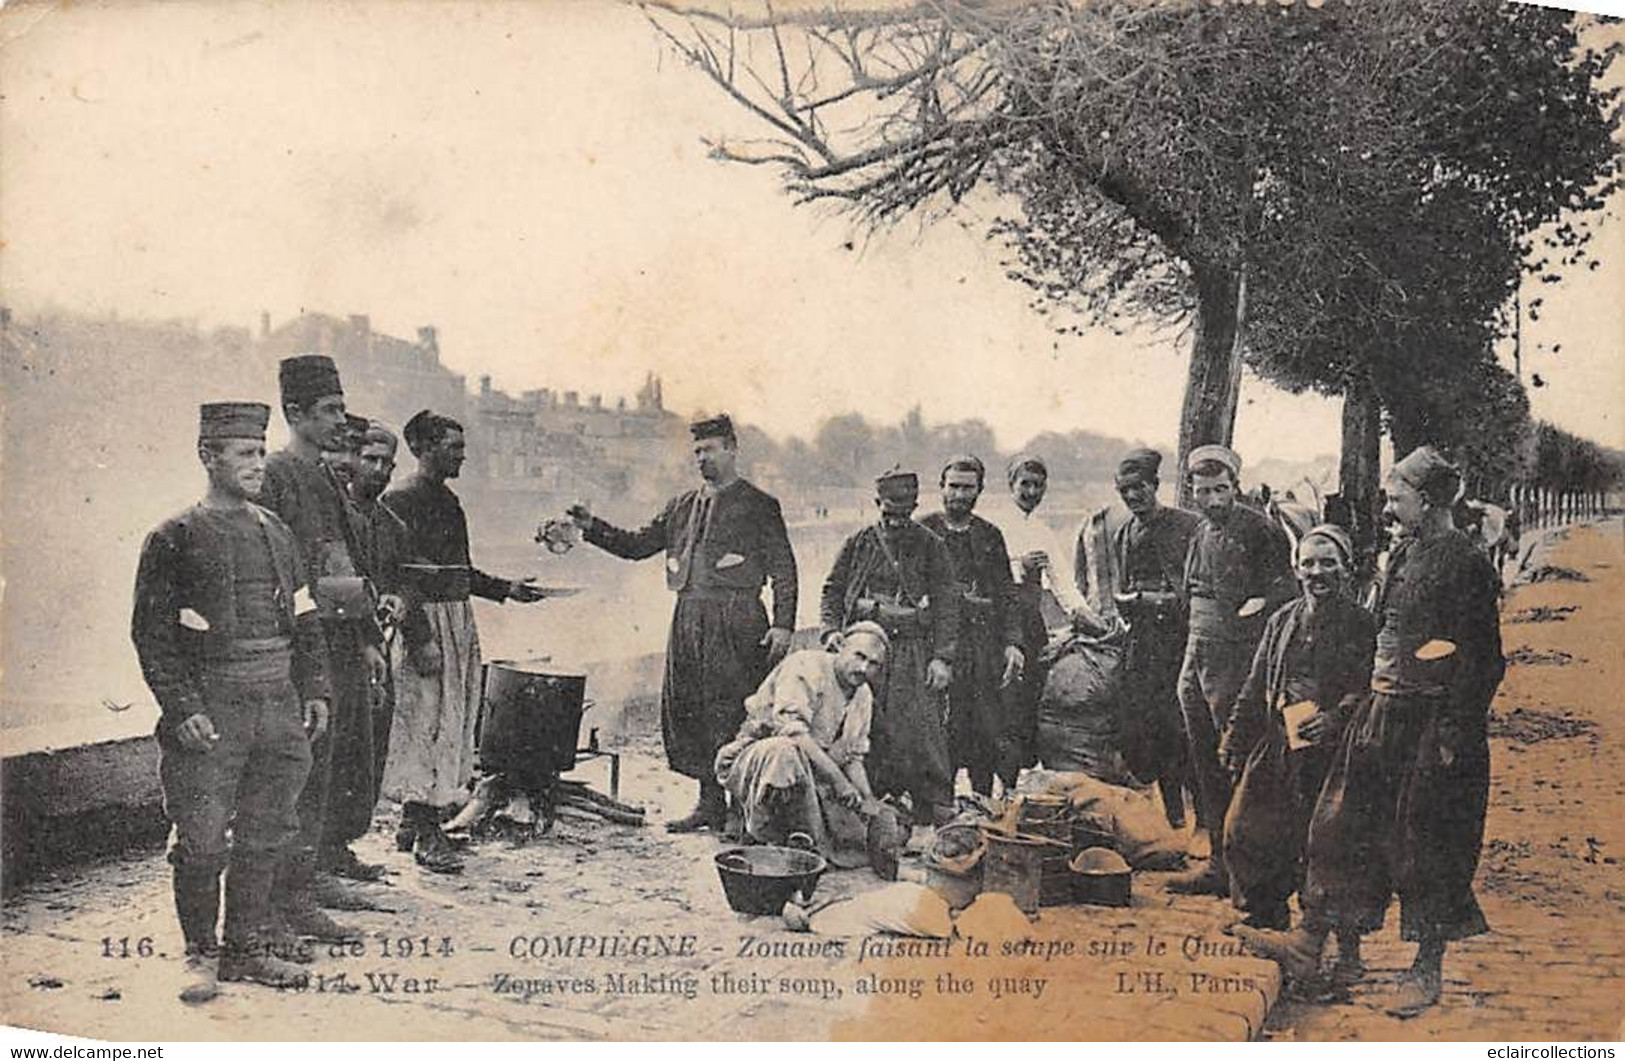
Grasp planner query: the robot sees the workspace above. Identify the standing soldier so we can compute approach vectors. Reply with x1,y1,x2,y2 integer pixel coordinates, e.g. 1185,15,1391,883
1170,444,1297,895
1236,448,1505,1018
261,355,385,931
569,414,798,833
821,469,959,827
132,402,328,1001
383,410,550,870
1106,448,1201,829
348,420,427,843
919,457,1025,796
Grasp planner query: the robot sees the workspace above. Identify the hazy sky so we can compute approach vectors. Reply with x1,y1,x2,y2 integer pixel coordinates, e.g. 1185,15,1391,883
2,0,1621,457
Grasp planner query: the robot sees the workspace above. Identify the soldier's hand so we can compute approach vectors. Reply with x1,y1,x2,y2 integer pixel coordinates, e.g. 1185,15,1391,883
1000,646,1025,689
927,659,953,692
363,644,387,687
377,593,406,625
507,577,549,603
1020,550,1050,573
177,713,219,753
410,640,443,676
1296,708,1330,745
761,627,793,662
566,503,593,529
303,699,329,742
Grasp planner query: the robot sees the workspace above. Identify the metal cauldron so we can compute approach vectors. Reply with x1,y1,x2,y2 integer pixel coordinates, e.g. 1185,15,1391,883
479,660,588,787
714,833,827,916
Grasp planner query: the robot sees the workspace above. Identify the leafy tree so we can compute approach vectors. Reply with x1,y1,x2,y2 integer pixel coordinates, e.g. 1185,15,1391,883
646,0,1619,504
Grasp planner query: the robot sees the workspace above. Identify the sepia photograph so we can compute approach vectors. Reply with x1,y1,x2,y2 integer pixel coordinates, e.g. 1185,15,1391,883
1,0,1622,1044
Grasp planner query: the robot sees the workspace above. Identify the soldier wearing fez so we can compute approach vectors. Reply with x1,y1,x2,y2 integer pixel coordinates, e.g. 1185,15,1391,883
1107,447,1201,829
570,414,799,832
822,469,959,827
261,355,386,933
382,410,549,872
348,420,428,825
132,402,329,1001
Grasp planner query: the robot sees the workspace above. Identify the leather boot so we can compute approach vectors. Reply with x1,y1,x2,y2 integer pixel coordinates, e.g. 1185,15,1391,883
1331,931,1366,987
319,843,385,882
1230,924,1327,982
172,864,222,1004
665,781,727,834
220,857,309,989
275,852,361,942
414,818,466,875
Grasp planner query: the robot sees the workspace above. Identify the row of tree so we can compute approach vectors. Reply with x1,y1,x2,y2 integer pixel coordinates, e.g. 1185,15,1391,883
644,0,1621,529
734,405,1137,490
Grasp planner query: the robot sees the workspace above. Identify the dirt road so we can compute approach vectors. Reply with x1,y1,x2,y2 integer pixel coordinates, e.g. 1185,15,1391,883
1266,517,1625,1041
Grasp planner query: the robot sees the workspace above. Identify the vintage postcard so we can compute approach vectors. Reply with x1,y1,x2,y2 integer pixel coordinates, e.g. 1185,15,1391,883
2,0,1622,1044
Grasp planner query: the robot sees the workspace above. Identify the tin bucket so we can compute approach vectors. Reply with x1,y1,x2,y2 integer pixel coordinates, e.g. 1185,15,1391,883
979,830,1060,916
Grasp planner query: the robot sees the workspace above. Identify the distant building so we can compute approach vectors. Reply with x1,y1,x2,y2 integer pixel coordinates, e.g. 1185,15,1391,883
259,311,689,531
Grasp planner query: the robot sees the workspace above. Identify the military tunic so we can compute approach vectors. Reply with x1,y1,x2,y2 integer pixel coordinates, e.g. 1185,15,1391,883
919,512,1022,793
1221,594,1375,921
132,503,327,874
261,450,380,855
1302,529,1504,942
820,521,959,812
1178,503,1297,837
584,478,798,781
1110,505,1201,817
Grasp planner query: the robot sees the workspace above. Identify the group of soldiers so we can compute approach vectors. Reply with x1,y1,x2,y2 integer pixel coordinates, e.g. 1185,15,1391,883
134,355,546,1004
571,426,1505,1020
136,379,1505,1021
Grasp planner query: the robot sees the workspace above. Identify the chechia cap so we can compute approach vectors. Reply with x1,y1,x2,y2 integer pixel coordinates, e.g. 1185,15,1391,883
278,354,343,406
1188,443,1242,478
875,466,919,504
199,401,270,442
1117,447,1162,480
689,413,735,442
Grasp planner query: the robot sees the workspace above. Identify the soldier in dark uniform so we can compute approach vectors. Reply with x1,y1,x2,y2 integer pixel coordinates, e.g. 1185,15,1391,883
821,469,959,827
1108,448,1201,829
348,420,428,836
919,456,1025,796
1236,447,1505,1018
570,414,798,832
382,411,548,871
260,355,385,932
1170,444,1298,895
132,402,328,1001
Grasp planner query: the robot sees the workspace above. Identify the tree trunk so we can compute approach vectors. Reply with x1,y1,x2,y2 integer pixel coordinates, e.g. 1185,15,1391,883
1175,263,1247,506
1339,372,1383,576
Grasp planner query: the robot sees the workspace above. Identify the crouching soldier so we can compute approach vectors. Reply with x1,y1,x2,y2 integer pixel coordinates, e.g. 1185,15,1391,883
132,402,330,1002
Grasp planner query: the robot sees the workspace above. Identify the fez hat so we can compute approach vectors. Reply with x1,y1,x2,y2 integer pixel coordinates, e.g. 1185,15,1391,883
363,419,399,450
690,413,736,442
199,401,270,442
1117,447,1162,480
1299,523,1355,567
875,467,919,504
1391,445,1463,505
1006,454,1048,485
1187,443,1242,478
278,354,343,407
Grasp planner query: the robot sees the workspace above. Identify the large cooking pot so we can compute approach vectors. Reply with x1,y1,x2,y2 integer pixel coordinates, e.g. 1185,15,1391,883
480,660,587,785
714,833,827,916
